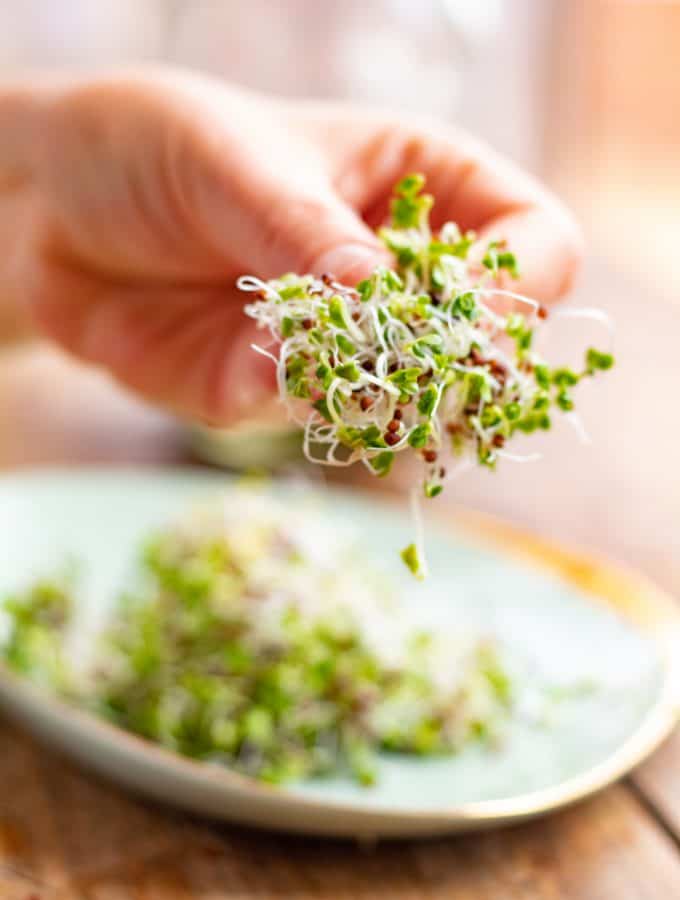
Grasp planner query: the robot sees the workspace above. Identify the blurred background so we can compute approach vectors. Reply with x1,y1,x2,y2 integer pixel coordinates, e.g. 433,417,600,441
0,0,678,592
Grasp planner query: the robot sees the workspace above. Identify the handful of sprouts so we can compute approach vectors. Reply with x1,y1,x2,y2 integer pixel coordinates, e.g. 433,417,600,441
240,175,614,576
1,489,512,786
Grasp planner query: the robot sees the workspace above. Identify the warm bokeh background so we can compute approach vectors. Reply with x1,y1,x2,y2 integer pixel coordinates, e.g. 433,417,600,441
0,0,678,590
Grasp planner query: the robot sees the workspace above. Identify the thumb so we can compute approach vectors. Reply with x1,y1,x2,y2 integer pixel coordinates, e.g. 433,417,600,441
244,186,391,285
183,88,391,284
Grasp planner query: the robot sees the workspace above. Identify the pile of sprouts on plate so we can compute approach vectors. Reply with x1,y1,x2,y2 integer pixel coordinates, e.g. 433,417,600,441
239,174,614,577
0,487,513,787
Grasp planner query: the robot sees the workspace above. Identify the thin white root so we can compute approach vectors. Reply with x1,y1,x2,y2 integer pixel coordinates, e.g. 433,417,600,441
250,343,279,366
495,450,543,464
551,307,616,350
564,411,592,445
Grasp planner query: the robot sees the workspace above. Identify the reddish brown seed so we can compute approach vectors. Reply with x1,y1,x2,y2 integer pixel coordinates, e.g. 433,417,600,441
321,273,334,285
302,317,314,330
464,405,479,415
422,449,438,463
351,311,361,322
446,422,461,434
361,360,374,372
254,289,266,300
439,466,446,478
490,361,507,384
537,304,549,320
393,408,403,420
384,432,400,447
387,419,400,433
492,434,506,448
388,362,398,374
360,396,373,411
470,349,490,367
328,354,336,367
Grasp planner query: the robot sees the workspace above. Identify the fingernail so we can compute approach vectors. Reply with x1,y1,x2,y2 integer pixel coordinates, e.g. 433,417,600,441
312,244,389,284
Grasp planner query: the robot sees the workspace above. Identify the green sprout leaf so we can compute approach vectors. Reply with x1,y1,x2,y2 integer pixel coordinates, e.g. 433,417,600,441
482,241,520,278
418,384,439,417
369,450,394,477
328,295,350,329
585,348,615,373
408,423,430,449
400,543,423,577
335,362,361,382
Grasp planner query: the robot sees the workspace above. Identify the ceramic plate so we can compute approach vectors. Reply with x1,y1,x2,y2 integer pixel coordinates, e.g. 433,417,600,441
0,468,677,838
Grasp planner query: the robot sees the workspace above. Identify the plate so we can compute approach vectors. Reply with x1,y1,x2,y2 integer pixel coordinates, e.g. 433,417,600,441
0,467,677,838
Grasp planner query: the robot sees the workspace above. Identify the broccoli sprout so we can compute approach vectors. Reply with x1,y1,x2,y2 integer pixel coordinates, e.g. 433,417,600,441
240,175,614,574
0,491,513,786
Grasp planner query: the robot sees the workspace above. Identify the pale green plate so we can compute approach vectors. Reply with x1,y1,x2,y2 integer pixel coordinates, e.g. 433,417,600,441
0,468,677,838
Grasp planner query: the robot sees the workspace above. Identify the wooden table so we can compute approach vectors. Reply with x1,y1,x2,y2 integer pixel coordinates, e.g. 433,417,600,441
0,260,678,898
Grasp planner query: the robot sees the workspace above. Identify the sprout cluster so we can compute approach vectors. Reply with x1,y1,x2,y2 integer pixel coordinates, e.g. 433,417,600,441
240,175,614,575
1,490,512,786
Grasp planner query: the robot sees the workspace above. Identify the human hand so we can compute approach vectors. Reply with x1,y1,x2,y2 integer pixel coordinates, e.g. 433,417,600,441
4,68,583,425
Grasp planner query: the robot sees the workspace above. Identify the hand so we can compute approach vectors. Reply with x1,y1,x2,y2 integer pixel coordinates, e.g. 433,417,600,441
4,68,583,425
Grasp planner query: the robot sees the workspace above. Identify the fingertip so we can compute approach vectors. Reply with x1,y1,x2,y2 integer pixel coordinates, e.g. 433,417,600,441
479,203,585,306
310,243,391,285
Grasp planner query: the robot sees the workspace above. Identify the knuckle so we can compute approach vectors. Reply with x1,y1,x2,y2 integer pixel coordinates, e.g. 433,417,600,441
44,73,174,154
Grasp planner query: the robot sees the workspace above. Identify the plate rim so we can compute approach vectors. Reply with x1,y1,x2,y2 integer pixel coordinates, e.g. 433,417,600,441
0,464,678,831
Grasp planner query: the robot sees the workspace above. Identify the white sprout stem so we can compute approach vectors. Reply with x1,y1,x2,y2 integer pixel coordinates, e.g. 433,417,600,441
495,449,543,464
472,287,540,315
370,307,389,355
345,316,365,345
361,456,377,475
550,307,616,350
236,275,269,292
430,383,445,419
325,379,346,426
441,457,474,486
563,411,592,445
361,372,401,396
237,275,280,300
250,343,278,366
303,418,358,467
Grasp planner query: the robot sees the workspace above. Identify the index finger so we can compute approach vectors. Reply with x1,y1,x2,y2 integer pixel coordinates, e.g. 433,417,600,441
307,109,584,304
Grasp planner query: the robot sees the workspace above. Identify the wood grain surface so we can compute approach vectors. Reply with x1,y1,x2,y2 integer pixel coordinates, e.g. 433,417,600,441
0,259,678,898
